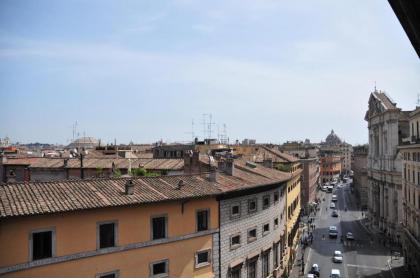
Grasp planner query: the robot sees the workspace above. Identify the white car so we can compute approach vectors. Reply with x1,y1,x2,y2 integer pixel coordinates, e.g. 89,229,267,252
333,250,343,263
331,269,341,278
330,202,336,209
307,274,315,278
346,232,355,240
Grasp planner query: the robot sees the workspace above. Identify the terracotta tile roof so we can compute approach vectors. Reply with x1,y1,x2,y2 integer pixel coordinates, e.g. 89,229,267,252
0,159,293,218
215,160,291,192
27,158,184,171
260,146,299,162
241,146,299,163
0,175,222,218
1,158,39,165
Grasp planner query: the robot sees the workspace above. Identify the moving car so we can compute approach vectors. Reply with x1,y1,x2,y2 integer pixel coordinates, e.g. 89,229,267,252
327,186,333,193
307,274,315,278
346,232,354,240
331,210,339,217
333,250,343,263
332,195,338,202
309,264,320,276
329,226,338,238
330,202,336,209
331,269,341,278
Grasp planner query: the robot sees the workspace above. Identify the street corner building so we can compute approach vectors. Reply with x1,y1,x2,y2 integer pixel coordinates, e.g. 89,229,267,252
0,156,298,278
398,106,420,276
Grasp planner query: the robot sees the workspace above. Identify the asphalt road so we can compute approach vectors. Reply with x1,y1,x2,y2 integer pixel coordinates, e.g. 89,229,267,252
303,181,398,278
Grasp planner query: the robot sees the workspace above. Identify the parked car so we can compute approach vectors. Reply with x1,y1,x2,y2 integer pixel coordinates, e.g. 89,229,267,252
331,210,339,217
346,232,354,240
307,274,315,278
309,263,320,276
331,269,341,278
333,250,343,263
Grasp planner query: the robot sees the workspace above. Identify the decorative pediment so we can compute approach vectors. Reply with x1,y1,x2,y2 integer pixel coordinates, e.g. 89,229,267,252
365,93,385,120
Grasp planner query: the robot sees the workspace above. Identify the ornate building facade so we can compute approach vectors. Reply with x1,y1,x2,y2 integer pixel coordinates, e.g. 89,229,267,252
365,90,409,241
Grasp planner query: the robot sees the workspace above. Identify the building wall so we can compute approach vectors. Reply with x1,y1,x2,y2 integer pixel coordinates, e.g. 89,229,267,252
320,156,341,183
400,111,420,276
30,169,68,182
352,147,368,209
366,105,407,240
285,172,301,273
300,159,320,213
0,198,218,277
219,184,287,278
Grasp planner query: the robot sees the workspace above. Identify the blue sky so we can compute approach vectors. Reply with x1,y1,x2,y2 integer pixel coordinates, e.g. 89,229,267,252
0,0,419,145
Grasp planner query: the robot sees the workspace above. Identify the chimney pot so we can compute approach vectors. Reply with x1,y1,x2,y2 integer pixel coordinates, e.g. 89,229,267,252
177,179,184,189
125,179,134,195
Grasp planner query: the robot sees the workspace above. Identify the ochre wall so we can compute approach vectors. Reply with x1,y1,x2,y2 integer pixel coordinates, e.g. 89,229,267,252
0,198,218,277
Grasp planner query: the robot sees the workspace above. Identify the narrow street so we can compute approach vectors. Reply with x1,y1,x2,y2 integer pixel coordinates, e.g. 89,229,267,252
299,180,406,278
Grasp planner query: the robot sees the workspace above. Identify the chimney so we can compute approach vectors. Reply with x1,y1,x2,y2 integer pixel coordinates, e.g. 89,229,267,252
208,166,217,182
184,150,200,174
176,179,184,189
263,158,273,168
125,179,134,195
219,158,234,176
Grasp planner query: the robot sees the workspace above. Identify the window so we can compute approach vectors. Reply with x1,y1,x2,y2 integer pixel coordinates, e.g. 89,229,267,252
151,215,167,240
262,251,270,277
150,259,169,278
98,222,117,249
230,266,241,278
196,209,209,232
274,191,279,203
231,203,240,218
273,243,279,268
263,195,270,209
248,228,257,242
195,249,211,268
231,234,241,249
262,223,270,236
30,229,55,261
248,259,257,278
274,218,279,229
248,199,257,213
96,270,119,278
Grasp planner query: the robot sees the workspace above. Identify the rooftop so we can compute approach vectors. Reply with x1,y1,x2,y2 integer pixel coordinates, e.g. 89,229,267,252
0,162,291,218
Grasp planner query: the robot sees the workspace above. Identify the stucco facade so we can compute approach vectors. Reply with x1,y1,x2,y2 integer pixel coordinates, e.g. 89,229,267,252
0,199,218,277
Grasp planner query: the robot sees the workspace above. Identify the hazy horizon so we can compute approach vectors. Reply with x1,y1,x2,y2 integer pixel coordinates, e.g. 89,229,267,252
1,1,419,146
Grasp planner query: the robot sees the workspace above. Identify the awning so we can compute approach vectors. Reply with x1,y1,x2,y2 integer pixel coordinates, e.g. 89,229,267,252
229,258,244,269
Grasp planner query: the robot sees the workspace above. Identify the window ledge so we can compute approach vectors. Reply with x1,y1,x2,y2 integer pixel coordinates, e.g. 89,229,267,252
230,244,241,250
248,237,257,243
195,262,211,269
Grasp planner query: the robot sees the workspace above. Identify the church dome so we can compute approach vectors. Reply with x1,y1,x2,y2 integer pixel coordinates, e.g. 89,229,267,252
325,130,342,145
